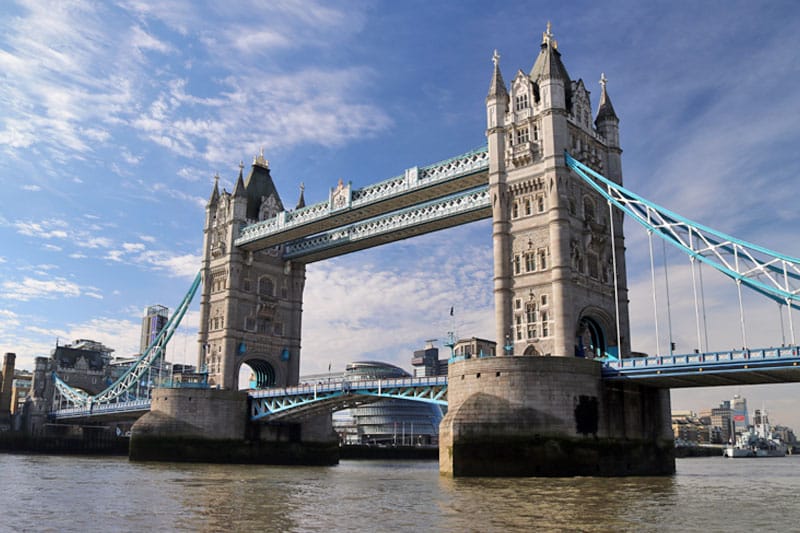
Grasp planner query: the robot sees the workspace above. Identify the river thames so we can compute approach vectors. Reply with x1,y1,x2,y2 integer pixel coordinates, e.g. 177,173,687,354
1,454,798,532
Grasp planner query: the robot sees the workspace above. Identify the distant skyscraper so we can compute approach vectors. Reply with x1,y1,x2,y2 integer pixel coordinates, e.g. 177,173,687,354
140,305,169,354
731,394,749,434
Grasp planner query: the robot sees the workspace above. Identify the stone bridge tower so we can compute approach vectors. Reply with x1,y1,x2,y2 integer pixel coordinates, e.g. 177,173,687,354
441,25,673,477
488,23,630,359
198,153,306,390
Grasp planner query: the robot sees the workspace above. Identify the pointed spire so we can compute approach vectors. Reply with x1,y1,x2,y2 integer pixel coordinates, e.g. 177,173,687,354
253,147,269,168
595,72,618,122
207,173,220,206
233,162,246,198
487,49,508,99
530,21,570,83
295,182,306,209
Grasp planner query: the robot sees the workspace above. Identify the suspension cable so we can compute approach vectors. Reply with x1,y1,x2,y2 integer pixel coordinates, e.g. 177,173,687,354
662,239,674,355
689,232,702,353
734,248,748,348
778,302,787,346
608,198,623,359
699,261,710,352
647,224,662,356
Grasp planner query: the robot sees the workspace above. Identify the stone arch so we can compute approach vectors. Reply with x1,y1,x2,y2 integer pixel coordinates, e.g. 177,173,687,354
523,344,539,356
575,308,613,359
238,356,280,390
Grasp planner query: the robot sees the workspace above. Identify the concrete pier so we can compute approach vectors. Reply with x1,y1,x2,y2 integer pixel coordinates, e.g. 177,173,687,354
130,387,339,465
439,357,674,477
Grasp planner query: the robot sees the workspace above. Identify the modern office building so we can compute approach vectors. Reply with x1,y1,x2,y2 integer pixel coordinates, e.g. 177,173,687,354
411,340,447,377
140,305,169,354
333,361,443,446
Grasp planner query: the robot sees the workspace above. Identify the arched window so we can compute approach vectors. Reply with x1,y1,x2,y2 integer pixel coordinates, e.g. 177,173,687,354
258,276,274,297
583,197,596,223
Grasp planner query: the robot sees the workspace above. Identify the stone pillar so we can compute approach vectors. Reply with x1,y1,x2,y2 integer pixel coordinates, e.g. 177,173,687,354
0,353,15,416
440,357,674,476
130,387,338,465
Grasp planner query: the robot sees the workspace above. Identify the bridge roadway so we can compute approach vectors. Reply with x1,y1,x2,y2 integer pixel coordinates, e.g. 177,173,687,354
49,346,800,421
235,147,489,253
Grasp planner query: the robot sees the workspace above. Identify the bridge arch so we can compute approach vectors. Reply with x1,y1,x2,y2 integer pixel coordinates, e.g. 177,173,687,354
238,356,281,389
575,308,612,359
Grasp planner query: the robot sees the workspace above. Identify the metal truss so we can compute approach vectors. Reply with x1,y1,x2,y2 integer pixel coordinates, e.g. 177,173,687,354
565,152,800,308
51,271,202,411
50,399,152,420
602,345,800,387
236,146,488,247
284,186,490,260
249,376,448,422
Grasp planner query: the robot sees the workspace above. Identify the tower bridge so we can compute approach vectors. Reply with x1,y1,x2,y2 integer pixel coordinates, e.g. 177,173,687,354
40,24,800,476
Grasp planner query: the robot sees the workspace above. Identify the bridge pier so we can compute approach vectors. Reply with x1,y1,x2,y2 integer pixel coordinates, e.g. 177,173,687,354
439,357,674,477
130,387,339,464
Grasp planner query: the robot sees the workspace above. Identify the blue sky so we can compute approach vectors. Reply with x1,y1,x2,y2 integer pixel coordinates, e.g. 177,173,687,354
2,1,800,428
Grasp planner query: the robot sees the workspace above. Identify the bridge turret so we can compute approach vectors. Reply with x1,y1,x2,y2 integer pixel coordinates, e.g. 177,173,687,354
594,73,622,180
486,49,513,352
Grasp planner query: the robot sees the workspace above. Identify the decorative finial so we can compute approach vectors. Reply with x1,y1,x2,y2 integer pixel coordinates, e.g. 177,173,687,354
492,49,500,68
300,182,305,193
239,160,244,171
214,172,220,184
253,147,269,168
600,72,608,92
542,21,557,49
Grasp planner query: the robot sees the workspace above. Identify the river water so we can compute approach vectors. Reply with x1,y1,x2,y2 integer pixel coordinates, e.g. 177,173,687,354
1,454,798,532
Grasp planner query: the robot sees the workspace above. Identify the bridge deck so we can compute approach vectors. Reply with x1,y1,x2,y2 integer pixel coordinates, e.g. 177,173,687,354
603,346,800,388
235,148,488,251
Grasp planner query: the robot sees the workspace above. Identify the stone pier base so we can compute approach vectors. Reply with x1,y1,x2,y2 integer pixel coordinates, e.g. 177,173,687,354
439,357,675,477
130,388,338,465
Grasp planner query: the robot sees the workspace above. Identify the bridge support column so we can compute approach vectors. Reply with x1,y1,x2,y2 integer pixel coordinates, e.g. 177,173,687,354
130,388,338,465
439,357,674,477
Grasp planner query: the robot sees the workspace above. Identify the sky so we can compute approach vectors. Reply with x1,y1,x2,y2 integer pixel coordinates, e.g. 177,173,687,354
2,1,800,428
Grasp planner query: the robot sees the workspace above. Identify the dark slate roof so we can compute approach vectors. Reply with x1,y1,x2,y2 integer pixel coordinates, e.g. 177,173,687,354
244,161,284,220
596,82,618,123
530,40,572,109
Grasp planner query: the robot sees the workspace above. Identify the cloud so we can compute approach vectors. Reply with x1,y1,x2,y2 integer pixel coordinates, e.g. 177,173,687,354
22,184,41,191
0,276,82,301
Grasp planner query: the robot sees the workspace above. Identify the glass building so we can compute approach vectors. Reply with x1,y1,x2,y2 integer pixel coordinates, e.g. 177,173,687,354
333,361,443,446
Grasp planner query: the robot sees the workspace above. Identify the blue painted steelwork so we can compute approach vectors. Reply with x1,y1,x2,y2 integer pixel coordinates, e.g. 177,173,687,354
249,376,448,421
235,146,489,249
50,399,152,420
565,152,800,308
283,186,491,260
50,272,203,414
603,345,800,386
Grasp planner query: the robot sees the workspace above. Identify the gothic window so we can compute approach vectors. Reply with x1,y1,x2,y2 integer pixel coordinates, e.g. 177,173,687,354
526,302,536,323
244,317,256,332
541,294,548,307
569,198,577,215
258,276,275,297
584,198,596,223
512,202,519,218
525,199,531,216
274,322,284,336
516,127,529,144
257,318,271,334
588,251,600,279
541,311,550,337
527,324,536,339
537,196,545,213
243,278,252,292
533,125,539,141
525,252,535,272
539,249,547,270
514,255,521,274
508,132,513,146
515,94,529,111
515,299,522,310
